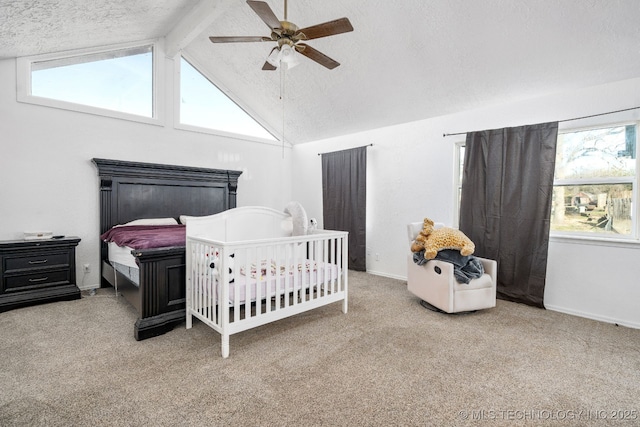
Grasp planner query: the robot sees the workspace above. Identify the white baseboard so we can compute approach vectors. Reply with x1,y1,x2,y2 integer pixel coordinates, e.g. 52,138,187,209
78,284,100,291
341,270,640,330
545,304,640,330
365,269,407,281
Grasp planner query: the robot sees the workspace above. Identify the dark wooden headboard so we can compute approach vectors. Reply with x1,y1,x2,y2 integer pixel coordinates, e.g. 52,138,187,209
92,158,242,260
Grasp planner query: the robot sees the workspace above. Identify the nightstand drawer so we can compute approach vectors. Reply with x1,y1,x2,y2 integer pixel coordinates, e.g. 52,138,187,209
4,269,71,292
5,252,70,272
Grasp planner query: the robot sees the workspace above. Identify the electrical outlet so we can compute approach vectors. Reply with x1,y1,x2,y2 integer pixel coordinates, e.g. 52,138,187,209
83,263,90,273
375,253,379,261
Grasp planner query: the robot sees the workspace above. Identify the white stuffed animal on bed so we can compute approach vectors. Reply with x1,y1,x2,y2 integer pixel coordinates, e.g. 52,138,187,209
209,252,235,283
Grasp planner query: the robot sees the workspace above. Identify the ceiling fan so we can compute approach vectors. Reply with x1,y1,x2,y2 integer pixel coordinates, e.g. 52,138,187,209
209,0,354,70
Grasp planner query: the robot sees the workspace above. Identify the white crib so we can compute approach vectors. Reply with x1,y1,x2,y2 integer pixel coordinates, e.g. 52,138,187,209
185,206,349,358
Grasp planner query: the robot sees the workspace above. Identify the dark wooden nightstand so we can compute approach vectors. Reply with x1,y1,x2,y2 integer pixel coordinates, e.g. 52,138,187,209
0,237,81,312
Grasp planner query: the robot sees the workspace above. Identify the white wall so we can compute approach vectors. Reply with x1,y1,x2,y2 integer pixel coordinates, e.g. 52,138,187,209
292,76,640,329
3,47,639,329
0,57,292,289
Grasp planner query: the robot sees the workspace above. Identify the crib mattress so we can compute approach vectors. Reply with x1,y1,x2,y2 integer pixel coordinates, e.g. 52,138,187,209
196,260,340,305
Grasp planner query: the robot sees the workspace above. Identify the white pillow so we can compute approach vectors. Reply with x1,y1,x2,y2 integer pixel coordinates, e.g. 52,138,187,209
179,215,212,224
117,217,178,227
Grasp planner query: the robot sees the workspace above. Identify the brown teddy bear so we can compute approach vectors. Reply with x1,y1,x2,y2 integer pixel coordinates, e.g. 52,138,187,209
410,217,475,260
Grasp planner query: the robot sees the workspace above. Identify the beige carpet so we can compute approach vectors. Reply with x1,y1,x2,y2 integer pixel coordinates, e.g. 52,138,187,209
1,271,639,426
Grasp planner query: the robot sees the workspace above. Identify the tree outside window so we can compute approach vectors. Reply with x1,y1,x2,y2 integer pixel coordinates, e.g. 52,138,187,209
551,125,636,237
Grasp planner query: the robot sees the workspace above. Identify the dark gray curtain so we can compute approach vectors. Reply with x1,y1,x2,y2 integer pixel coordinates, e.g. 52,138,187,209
459,122,558,308
321,146,367,271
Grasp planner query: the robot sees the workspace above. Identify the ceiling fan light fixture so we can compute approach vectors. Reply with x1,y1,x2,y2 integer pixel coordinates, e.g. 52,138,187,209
266,44,300,69
280,44,300,68
266,48,280,67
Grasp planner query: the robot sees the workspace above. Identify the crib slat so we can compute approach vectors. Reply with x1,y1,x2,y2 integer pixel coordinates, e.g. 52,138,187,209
283,243,291,309
257,247,262,315
210,245,217,325
214,247,219,323
198,243,203,319
241,248,255,320
275,244,282,311
266,244,272,315
342,234,348,313
331,237,337,293
323,238,329,296
233,246,241,322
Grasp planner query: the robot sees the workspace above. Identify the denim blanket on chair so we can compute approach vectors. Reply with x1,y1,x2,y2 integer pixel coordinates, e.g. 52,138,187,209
413,249,484,284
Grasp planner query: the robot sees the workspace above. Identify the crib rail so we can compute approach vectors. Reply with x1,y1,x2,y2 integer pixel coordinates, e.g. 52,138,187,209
186,230,348,358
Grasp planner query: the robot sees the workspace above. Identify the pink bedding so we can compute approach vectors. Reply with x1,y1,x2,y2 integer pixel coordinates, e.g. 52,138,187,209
100,225,186,249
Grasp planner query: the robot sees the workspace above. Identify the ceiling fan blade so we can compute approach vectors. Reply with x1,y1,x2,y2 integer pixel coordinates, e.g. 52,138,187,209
262,61,277,71
209,36,272,43
295,17,353,40
247,1,282,30
295,43,340,69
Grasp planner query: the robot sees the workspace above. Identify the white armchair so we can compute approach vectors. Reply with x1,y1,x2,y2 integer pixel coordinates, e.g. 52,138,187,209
406,222,497,313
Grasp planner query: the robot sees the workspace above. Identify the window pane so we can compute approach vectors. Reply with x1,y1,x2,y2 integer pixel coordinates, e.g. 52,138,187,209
31,46,153,117
180,58,275,140
556,125,636,180
551,184,633,235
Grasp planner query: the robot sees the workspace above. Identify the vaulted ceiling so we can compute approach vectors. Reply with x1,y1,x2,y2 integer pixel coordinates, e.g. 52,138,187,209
2,0,640,144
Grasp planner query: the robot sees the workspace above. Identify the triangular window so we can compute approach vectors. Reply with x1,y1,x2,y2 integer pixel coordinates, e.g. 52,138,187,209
179,57,275,140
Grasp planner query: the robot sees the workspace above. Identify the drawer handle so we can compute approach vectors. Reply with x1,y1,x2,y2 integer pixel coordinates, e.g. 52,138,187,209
29,277,49,283
28,259,48,265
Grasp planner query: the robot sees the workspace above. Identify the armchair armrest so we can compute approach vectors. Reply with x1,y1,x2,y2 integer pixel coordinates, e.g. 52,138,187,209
476,257,497,285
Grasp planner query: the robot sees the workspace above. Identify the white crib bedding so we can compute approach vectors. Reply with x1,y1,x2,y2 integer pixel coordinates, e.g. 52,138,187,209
200,260,339,305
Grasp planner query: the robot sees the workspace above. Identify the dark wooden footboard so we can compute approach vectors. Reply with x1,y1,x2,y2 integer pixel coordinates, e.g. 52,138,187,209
133,246,186,340
101,246,186,340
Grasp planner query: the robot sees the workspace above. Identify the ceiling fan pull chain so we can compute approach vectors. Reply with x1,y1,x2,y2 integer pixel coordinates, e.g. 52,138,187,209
281,64,286,158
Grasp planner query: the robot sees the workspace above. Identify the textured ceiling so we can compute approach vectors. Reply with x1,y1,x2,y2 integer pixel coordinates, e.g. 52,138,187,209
0,0,194,57
2,0,640,144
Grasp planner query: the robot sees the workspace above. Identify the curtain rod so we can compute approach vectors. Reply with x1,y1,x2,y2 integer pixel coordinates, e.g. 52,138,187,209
317,143,373,156
442,105,640,137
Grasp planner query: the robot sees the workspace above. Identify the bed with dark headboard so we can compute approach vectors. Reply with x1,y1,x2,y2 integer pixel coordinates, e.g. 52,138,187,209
92,158,241,340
